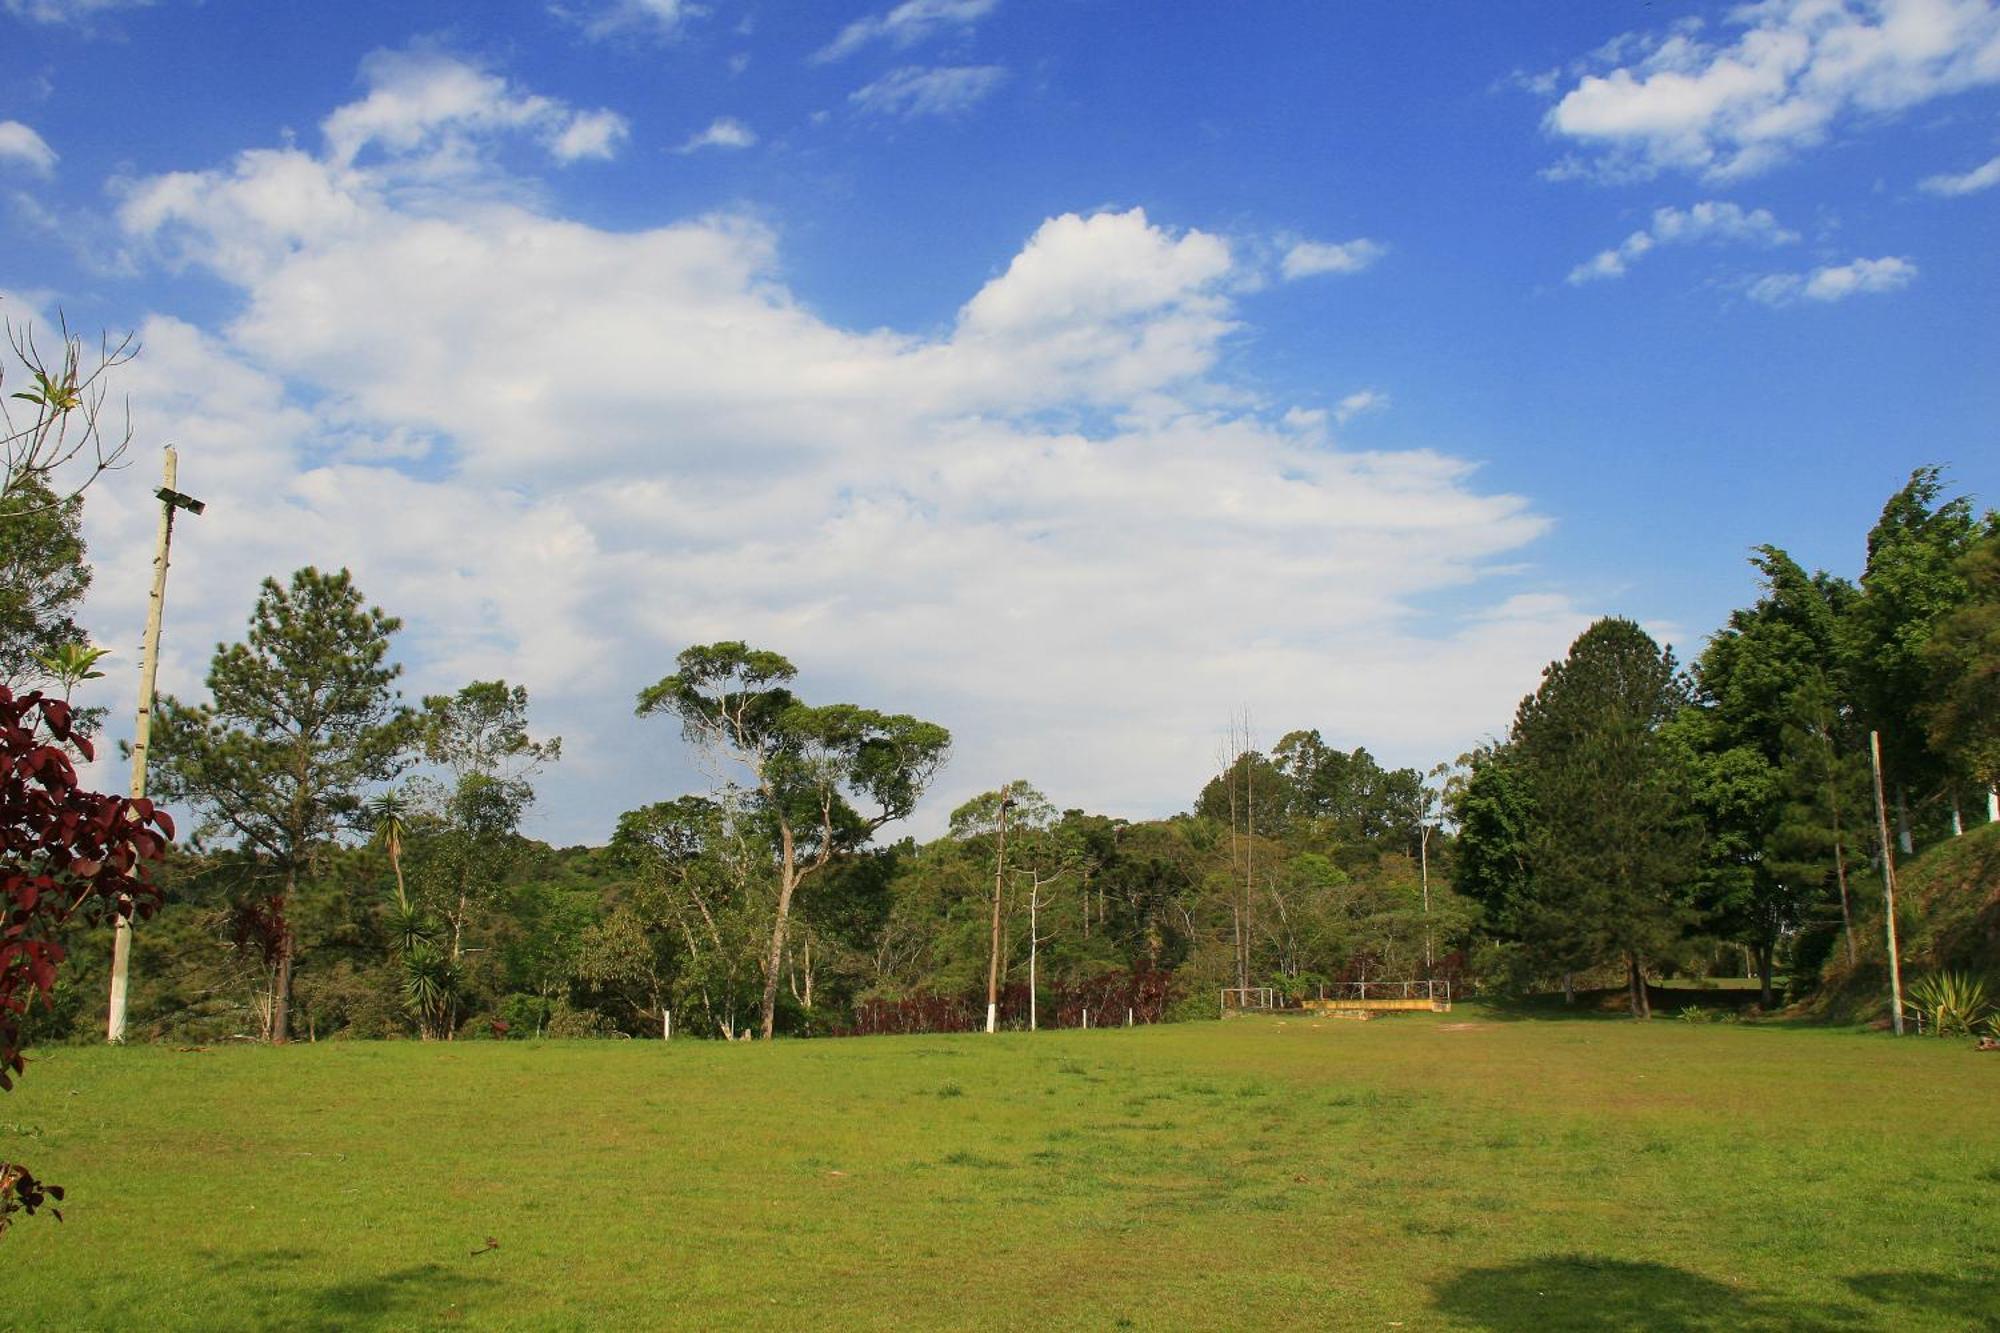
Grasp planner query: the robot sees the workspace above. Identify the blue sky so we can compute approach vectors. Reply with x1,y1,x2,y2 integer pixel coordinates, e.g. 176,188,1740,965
4,0,1997,841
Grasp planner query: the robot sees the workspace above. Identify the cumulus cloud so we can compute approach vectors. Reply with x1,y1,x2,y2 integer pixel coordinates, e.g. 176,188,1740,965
1545,0,2000,180
814,0,998,63
551,109,631,163
850,65,1007,118
85,58,1576,842
1280,238,1386,280
1748,254,1918,303
321,47,628,170
1567,199,1798,283
1920,151,2000,193
0,121,57,176
676,116,757,153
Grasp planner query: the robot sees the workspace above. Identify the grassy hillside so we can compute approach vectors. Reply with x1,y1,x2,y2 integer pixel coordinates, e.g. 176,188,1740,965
4,1013,1997,1329
1807,821,2000,1025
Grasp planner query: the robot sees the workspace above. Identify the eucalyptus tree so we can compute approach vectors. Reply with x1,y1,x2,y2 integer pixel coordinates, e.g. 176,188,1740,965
951,782,1085,1031
152,567,413,1042
637,643,950,1039
413,680,561,994
608,795,767,1039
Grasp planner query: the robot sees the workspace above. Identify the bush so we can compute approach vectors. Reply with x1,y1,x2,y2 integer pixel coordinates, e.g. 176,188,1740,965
544,1000,612,1038
1905,971,1994,1037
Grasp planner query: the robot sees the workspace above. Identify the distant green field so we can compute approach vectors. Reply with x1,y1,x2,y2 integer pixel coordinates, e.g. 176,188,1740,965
6,1010,1997,1330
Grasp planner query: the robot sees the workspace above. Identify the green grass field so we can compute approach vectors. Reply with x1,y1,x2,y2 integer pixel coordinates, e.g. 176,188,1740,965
6,1009,1997,1330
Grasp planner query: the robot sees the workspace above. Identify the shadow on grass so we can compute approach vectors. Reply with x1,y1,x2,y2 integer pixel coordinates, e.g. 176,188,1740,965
196,1249,494,1330
1431,1255,1998,1331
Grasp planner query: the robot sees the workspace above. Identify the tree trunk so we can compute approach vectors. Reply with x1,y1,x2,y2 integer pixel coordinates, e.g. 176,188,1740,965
1562,972,1575,1005
1028,883,1039,1033
1895,785,1912,855
759,830,800,1041
1625,955,1649,1020
1831,812,1858,967
986,799,1008,1034
1756,941,1775,1009
272,865,296,1044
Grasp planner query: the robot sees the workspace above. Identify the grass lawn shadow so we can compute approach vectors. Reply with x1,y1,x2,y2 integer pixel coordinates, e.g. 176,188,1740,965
1430,1255,1853,1331
305,1262,489,1330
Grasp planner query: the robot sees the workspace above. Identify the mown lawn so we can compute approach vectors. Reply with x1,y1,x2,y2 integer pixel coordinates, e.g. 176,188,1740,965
5,1009,1997,1330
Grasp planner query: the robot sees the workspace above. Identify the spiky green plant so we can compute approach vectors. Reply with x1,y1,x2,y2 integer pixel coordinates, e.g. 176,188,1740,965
1905,971,1994,1037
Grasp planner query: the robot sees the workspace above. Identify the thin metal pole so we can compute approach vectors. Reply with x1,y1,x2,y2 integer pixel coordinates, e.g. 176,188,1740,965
108,447,180,1044
1869,731,1906,1036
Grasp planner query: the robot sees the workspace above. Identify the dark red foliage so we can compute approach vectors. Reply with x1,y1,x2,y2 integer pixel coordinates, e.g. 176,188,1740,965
1,687,172,1232
0,1162,62,1234
228,894,289,968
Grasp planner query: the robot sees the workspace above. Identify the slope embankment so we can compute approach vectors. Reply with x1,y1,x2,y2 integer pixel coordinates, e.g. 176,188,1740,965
1805,820,2000,1024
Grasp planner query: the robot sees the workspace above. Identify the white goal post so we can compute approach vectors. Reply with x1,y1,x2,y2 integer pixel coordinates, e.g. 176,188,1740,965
1219,986,1277,1014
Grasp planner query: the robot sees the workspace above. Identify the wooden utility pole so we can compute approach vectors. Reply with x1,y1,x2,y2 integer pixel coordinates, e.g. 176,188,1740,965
1868,731,1906,1036
985,794,1011,1034
108,447,203,1043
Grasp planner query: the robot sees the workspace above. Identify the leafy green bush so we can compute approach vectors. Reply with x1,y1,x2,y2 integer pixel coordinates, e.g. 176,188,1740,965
1676,1005,1713,1024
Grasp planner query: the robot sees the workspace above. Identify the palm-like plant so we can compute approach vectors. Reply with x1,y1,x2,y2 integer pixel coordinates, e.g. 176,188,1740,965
366,789,411,908
367,789,456,1038
1905,971,1994,1037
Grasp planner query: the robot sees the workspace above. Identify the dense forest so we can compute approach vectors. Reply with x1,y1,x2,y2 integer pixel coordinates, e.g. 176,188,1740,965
10,465,1998,1042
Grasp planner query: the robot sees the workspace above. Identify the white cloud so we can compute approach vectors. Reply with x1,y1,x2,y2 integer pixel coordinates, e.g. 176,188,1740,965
676,116,757,153
1280,238,1386,280
321,47,628,170
559,0,705,41
1748,254,1918,303
1920,151,2000,192
1546,0,2000,180
85,59,1575,844
1334,389,1389,424
850,65,1007,118
3,0,148,23
814,0,998,64
551,109,631,163
0,121,57,176
1567,199,1798,283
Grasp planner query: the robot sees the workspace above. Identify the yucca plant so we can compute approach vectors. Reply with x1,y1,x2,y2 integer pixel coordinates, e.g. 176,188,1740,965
401,939,459,1041
1905,971,1994,1037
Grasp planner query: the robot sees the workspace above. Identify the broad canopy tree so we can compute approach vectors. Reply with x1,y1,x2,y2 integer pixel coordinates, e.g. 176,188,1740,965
638,642,950,1040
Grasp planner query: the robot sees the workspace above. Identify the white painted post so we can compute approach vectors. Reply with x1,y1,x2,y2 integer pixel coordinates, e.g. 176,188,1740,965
1083,1008,1089,1030
110,448,194,1044
663,1009,672,1041
1126,1007,1133,1027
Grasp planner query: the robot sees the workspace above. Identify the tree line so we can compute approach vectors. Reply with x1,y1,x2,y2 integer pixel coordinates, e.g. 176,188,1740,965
7,455,1997,1043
